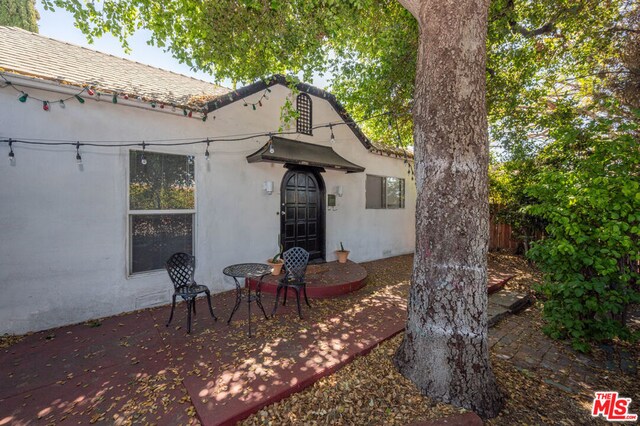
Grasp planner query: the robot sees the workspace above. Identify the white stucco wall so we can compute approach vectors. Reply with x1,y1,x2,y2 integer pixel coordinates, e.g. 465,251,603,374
0,76,416,334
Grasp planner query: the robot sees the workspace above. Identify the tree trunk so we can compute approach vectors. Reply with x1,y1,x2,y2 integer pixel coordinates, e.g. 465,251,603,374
394,0,503,418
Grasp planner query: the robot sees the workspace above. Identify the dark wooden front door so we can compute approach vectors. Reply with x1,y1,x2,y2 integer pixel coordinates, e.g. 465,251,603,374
281,168,325,261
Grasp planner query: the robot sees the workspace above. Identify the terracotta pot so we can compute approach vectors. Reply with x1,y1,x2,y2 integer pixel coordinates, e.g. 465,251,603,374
267,260,284,275
335,250,350,264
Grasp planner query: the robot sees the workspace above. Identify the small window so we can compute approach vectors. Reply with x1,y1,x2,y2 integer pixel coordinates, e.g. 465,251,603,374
366,175,405,209
128,151,195,274
296,93,313,135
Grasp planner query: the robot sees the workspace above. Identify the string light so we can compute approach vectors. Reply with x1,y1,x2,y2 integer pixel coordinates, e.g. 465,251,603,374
75,142,82,164
1,111,415,173
1,73,205,117
8,139,15,164
43,101,49,111
242,87,272,110
141,142,147,165
330,124,335,144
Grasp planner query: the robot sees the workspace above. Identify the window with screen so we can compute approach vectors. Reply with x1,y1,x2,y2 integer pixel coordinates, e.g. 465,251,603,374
296,93,313,135
366,175,405,209
128,151,195,274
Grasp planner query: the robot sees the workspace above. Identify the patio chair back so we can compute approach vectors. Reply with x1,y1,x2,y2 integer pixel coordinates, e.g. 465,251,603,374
165,252,196,290
283,247,309,282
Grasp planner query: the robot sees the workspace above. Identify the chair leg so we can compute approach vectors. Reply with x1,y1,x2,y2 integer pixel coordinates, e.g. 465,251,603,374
192,297,197,316
166,294,177,327
294,288,303,319
186,299,193,334
205,291,217,321
271,286,283,317
303,285,311,308
283,287,288,306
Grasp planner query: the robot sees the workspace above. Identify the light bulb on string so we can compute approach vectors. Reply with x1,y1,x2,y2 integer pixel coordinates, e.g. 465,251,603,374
183,108,188,116
18,93,28,103
112,94,118,104
141,142,147,165
188,110,193,118
205,139,210,160
123,94,129,100
43,101,49,111
75,142,82,164
8,140,15,164
75,95,85,104
269,141,275,154
87,88,95,96
59,100,66,109
330,124,335,144
95,93,101,102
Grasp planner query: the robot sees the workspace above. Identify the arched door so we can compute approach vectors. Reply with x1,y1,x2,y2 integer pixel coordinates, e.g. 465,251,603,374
281,168,325,261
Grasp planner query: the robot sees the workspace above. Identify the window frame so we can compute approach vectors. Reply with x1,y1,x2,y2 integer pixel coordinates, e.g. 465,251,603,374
296,93,313,136
365,174,406,210
126,149,197,276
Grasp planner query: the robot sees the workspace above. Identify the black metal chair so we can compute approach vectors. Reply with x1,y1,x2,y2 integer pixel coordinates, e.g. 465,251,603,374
165,252,217,333
271,247,311,319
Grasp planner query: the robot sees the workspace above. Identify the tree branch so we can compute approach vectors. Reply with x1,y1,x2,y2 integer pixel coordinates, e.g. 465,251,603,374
395,0,421,20
510,21,555,38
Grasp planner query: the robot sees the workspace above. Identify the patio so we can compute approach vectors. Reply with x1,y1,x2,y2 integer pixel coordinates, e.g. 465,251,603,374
0,255,514,425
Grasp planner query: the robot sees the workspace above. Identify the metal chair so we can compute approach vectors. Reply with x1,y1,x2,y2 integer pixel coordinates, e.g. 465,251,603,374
165,252,217,333
271,247,311,319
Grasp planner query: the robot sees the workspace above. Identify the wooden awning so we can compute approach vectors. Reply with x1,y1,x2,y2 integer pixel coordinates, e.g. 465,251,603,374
246,136,365,173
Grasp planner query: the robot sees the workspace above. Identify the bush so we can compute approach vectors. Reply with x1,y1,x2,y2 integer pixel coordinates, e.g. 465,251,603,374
526,114,640,352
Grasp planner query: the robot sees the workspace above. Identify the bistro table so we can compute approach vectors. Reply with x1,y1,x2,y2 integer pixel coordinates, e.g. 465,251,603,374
223,263,272,337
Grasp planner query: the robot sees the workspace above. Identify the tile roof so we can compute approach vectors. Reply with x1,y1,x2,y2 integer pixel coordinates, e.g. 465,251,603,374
0,26,229,109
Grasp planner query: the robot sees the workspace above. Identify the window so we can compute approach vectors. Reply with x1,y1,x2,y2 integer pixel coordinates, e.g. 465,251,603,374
366,175,405,209
128,151,195,274
296,93,313,135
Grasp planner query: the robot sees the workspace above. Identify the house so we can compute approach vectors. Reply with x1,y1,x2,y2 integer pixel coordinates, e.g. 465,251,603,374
0,26,416,334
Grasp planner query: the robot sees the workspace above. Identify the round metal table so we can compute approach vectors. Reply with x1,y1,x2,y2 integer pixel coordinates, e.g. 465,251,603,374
223,263,272,337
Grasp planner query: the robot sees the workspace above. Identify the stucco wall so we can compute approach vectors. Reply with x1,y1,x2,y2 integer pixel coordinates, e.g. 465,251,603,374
0,77,416,334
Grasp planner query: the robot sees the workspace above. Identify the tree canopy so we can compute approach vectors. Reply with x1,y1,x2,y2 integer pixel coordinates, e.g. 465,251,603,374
0,0,40,32
42,0,632,146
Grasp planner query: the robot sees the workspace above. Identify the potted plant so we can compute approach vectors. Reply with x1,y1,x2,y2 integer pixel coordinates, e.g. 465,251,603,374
335,242,350,264
267,245,284,275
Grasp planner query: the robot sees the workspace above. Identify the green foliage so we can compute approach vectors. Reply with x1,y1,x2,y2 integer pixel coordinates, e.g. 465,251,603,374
525,109,640,351
40,0,627,145
272,243,284,263
0,0,40,32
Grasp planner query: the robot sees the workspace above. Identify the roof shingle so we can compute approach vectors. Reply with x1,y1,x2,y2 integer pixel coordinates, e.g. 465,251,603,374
0,26,229,108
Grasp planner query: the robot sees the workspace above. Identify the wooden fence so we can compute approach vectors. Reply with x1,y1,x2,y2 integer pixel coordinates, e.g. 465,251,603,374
489,218,520,253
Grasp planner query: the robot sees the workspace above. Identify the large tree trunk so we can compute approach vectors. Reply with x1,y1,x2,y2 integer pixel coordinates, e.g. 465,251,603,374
394,0,503,418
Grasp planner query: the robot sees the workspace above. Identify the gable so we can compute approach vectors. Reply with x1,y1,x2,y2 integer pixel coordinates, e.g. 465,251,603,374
206,75,373,150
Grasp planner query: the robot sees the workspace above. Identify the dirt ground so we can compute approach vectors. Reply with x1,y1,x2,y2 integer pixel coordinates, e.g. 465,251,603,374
241,253,639,426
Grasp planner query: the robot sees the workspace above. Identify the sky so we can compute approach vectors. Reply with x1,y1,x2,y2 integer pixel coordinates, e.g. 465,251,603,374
35,1,330,90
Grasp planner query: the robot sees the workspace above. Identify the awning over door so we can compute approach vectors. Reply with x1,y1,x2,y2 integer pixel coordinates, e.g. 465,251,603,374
246,136,365,173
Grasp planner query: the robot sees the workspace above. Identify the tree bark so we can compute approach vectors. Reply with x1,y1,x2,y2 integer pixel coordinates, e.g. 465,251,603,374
394,0,503,419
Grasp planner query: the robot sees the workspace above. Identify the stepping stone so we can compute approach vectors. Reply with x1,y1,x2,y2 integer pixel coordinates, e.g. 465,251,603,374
489,289,531,314
488,304,510,328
